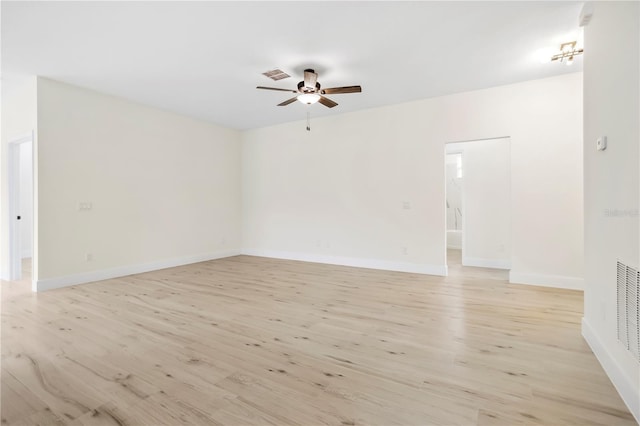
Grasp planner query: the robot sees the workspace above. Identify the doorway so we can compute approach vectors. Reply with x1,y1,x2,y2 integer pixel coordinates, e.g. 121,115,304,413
445,152,464,265
445,137,511,272
7,132,34,286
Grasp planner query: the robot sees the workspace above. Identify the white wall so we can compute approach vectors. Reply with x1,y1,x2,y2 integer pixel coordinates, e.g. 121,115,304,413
242,73,583,287
448,138,510,269
582,2,639,422
0,76,37,280
19,141,33,258
36,78,242,290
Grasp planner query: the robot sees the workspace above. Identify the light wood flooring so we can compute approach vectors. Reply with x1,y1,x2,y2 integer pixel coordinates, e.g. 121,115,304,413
0,252,635,425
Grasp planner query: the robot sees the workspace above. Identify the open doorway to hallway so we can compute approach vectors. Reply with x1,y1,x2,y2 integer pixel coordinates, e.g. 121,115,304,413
6,132,34,291
445,137,511,272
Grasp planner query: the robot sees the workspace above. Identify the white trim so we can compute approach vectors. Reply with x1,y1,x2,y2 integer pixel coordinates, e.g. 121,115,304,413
582,317,640,424
509,270,584,290
241,249,448,276
462,256,510,270
445,136,511,145
35,249,240,292
7,132,34,146
461,150,467,262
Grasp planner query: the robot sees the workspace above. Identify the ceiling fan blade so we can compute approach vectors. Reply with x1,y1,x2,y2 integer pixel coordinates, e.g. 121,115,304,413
318,95,338,108
278,97,298,106
320,85,362,95
257,86,297,93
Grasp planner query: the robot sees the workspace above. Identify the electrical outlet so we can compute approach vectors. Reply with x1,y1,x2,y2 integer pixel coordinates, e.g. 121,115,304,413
402,246,408,255
85,253,93,262
403,201,412,210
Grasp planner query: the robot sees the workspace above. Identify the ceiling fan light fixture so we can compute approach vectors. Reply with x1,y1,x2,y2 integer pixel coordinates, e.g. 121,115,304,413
297,93,321,105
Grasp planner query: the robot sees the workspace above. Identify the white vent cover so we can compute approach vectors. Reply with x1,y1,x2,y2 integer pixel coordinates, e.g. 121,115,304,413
617,261,640,361
262,69,290,81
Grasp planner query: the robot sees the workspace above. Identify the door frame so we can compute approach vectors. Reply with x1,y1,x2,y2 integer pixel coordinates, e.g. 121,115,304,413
8,131,34,282
445,136,512,271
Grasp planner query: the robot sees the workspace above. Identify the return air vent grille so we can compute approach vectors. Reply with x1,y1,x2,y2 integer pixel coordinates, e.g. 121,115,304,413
617,261,640,361
262,69,290,81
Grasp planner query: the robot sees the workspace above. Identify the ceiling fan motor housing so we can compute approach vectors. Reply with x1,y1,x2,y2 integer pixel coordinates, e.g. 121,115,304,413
297,80,321,94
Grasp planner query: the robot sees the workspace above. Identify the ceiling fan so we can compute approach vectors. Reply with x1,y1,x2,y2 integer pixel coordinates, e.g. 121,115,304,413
257,69,362,108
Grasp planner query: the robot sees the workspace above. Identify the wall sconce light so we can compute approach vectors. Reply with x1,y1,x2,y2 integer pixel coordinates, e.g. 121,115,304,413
550,41,584,65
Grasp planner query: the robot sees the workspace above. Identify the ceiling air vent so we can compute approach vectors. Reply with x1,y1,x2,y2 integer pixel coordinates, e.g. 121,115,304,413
617,260,640,362
262,69,290,81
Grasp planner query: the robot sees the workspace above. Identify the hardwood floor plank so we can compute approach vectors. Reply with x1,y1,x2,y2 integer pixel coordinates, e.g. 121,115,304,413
18,408,67,426
0,368,49,425
1,253,635,425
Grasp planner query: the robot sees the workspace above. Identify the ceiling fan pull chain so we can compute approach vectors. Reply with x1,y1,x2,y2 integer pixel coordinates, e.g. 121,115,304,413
306,110,311,131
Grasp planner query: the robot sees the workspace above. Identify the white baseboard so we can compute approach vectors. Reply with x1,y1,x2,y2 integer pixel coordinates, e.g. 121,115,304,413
35,249,241,292
462,256,510,270
241,249,448,276
509,270,584,290
582,317,640,424
447,244,462,250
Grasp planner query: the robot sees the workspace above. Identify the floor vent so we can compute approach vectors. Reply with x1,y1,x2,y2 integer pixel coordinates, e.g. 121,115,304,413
617,260,640,361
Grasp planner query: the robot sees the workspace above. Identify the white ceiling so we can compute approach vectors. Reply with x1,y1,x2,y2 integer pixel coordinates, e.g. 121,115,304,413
2,1,584,130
